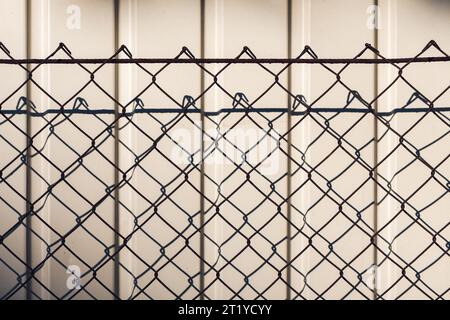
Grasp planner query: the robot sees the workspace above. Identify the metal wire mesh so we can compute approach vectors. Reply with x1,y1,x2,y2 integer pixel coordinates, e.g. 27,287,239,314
0,41,449,300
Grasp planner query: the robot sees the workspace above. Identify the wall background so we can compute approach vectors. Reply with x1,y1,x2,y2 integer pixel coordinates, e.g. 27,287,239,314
0,0,449,300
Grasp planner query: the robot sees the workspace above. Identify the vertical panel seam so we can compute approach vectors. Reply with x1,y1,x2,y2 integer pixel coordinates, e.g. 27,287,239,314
114,0,120,300
286,0,292,301
25,0,32,301
199,0,206,301
373,0,379,301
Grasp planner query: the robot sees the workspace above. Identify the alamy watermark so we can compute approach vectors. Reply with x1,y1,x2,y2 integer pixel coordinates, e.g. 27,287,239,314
66,265,81,290
366,4,380,30
169,122,282,176
66,5,81,30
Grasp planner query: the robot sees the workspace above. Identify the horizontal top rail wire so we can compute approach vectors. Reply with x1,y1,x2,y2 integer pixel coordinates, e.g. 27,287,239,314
0,56,449,64
0,42,448,65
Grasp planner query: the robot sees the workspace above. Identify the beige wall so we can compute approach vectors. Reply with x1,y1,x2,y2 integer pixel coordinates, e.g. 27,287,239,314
0,0,449,300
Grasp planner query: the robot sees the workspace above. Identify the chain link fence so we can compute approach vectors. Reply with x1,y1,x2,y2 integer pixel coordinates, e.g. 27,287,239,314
0,41,449,300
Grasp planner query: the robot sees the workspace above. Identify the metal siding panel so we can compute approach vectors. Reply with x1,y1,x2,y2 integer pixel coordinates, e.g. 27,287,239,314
377,0,450,300
290,0,376,299
28,0,116,299
204,0,289,299
118,0,202,299
0,0,27,300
